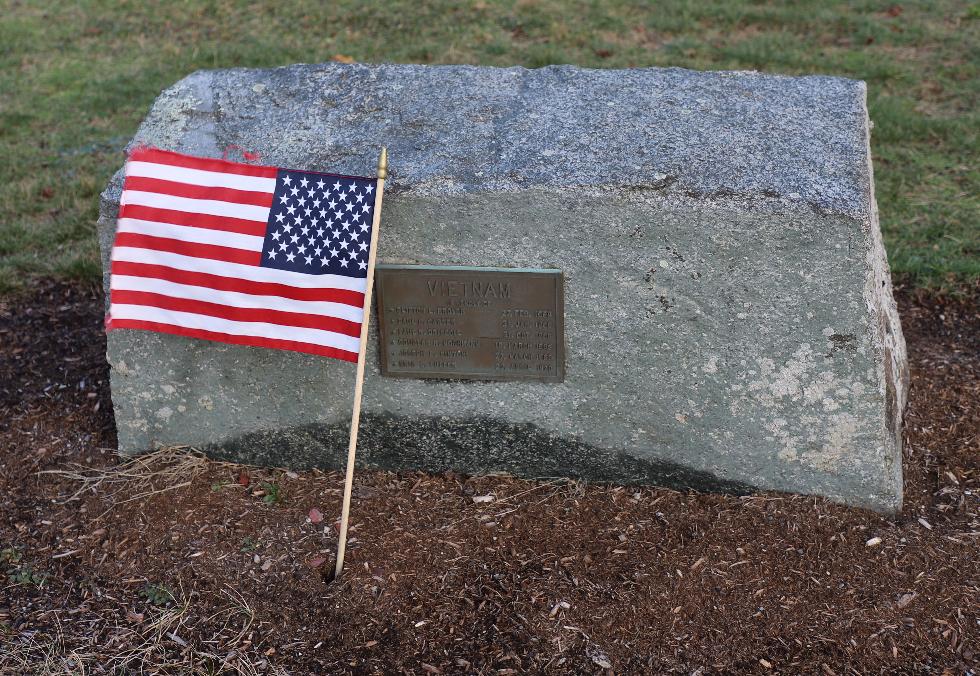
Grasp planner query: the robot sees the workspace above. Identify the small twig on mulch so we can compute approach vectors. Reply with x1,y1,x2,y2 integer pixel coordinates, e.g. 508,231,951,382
39,446,210,513
0,592,281,676
440,478,570,531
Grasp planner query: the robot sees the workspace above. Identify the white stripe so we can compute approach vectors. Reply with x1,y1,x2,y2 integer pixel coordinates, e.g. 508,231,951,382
117,218,264,251
111,275,364,324
120,190,271,223
111,246,368,293
109,304,360,353
126,160,277,193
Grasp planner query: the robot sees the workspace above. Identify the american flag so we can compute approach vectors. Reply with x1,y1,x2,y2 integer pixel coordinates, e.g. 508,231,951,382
107,148,378,362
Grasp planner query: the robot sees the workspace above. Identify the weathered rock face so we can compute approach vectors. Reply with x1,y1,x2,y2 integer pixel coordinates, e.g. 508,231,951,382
98,63,908,512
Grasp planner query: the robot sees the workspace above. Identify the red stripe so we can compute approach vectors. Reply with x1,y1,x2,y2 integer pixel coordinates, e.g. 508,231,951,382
111,261,365,308
123,176,274,207
113,232,261,266
118,204,268,236
129,147,278,178
106,318,357,362
111,290,361,337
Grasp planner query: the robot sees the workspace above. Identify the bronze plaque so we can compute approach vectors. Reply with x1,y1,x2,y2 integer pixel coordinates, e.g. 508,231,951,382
376,265,564,382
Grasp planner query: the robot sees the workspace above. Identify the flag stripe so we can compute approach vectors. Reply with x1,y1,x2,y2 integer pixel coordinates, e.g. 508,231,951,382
118,204,269,237
123,175,275,208
111,261,365,307
125,160,278,193
108,303,361,353
111,246,367,292
129,147,279,179
110,290,362,337
113,232,262,266
111,274,364,323
106,318,358,362
120,190,271,223
117,217,265,252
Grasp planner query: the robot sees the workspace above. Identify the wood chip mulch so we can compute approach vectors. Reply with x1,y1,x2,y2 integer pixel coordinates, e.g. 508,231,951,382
0,281,976,674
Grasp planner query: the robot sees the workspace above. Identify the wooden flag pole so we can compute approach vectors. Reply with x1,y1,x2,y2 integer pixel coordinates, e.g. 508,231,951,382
334,147,387,580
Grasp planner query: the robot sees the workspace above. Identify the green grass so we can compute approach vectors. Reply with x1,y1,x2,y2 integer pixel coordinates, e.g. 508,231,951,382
1,0,977,293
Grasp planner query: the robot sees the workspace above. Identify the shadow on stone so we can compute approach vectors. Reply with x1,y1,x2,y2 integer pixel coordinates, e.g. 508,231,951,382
209,413,756,495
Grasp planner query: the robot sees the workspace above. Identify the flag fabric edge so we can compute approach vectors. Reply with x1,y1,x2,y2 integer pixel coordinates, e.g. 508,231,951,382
105,316,359,362
128,146,377,183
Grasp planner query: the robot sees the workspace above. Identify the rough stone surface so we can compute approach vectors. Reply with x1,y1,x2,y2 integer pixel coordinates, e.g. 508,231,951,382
98,63,908,512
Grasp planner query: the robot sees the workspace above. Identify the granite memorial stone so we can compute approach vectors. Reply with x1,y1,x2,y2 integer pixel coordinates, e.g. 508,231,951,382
98,63,908,512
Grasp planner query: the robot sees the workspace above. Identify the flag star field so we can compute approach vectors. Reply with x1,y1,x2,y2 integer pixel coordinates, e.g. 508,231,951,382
262,171,375,277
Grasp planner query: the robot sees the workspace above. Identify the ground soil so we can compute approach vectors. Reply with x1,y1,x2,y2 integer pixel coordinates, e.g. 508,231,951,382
0,281,976,674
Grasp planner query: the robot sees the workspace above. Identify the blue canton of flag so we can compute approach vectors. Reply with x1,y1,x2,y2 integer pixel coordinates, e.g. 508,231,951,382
261,170,375,278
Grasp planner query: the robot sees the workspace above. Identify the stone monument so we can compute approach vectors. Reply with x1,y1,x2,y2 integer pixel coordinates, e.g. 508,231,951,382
98,63,908,512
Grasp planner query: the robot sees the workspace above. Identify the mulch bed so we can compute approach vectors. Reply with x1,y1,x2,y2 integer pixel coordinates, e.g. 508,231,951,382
0,281,976,674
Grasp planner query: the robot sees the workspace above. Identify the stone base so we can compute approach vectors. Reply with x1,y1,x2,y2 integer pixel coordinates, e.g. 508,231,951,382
99,63,907,512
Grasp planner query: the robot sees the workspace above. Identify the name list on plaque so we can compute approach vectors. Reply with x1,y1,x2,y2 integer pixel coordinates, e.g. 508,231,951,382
375,266,564,382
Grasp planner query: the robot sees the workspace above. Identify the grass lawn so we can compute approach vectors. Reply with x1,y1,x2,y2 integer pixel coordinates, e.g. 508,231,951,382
1,0,977,294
